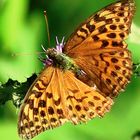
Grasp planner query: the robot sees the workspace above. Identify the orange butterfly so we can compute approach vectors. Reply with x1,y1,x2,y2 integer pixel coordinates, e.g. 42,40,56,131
18,0,135,139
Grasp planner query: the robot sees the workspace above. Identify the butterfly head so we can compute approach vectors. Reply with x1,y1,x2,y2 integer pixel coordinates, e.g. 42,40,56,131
40,37,65,66
40,37,80,73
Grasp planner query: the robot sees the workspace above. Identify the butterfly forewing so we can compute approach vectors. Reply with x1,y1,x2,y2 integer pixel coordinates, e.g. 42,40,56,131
63,0,135,98
18,67,53,139
63,0,135,53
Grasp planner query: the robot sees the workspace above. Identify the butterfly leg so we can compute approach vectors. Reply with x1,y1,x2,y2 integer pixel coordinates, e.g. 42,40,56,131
38,55,53,66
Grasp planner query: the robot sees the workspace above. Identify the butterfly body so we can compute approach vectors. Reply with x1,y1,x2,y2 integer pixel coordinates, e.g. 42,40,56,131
18,0,135,139
45,48,80,72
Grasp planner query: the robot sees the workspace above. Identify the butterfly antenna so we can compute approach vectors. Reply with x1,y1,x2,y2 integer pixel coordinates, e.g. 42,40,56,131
44,11,51,48
11,52,45,57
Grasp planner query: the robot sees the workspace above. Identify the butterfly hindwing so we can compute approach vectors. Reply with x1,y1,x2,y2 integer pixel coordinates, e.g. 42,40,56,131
63,70,113,123
63,0,135,98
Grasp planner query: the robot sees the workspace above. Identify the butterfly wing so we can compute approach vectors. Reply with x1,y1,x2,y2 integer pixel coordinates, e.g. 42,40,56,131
63,69,113,124
18,67,68,139
63,0,135,98
18,66,113,139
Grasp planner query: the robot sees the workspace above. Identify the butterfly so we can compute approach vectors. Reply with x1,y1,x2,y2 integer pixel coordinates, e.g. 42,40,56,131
18,0,135,139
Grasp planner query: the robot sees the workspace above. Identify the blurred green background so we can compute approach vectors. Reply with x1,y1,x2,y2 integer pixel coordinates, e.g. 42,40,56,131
0,0,140,140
